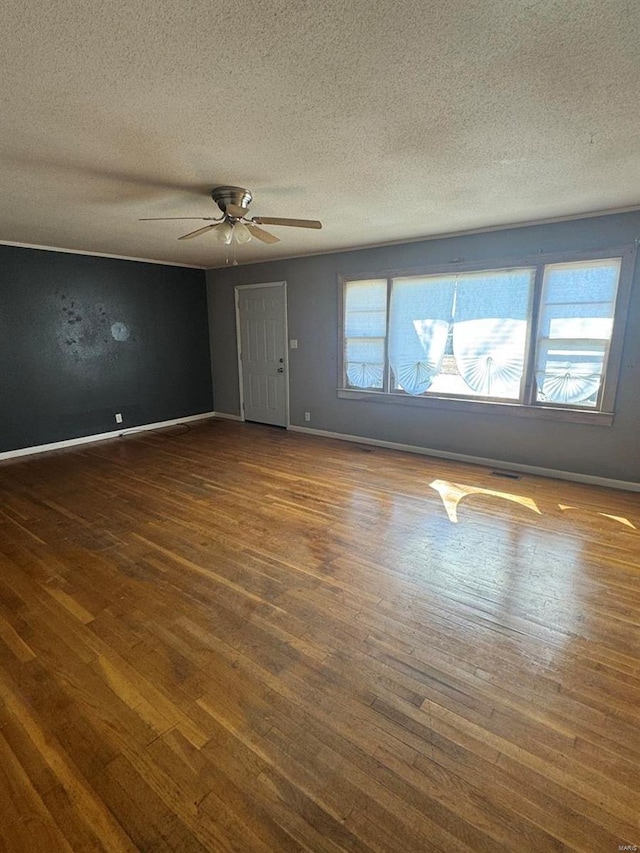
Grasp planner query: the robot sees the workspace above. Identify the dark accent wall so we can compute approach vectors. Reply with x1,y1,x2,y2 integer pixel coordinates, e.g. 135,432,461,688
207,211,640,483
1,246,212,452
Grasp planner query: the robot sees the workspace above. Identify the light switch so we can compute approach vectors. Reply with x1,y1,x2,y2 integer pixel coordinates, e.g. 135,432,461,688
289,339,298,349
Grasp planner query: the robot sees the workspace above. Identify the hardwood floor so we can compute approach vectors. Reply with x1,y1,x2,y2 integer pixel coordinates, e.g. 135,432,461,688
0,418,639,852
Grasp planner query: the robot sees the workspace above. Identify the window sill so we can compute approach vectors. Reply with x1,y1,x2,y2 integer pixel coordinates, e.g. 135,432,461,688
337,389,614,426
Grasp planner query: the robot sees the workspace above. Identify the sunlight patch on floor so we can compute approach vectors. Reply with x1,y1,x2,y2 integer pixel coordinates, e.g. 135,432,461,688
429,479,541,524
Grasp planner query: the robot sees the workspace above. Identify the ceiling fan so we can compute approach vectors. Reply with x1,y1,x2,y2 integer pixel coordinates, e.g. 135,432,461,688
140,185,322,247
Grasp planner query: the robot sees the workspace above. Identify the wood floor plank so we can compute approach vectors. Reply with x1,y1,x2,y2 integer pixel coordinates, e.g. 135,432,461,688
1,419,639,851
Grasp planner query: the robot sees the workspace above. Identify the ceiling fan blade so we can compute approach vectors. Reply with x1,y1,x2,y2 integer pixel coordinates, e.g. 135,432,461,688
139,216,220,221
246,223,281,244
178,224,221,240
226,203,250,219
251,216,322,229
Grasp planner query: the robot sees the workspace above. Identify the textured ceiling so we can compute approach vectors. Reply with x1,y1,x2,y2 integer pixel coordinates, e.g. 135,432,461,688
1,0,639,268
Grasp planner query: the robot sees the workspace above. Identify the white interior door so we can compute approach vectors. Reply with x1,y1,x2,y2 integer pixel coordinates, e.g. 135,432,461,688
236,283,288,427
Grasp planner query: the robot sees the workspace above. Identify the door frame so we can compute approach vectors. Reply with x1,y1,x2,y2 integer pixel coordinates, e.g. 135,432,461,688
234,281,290,427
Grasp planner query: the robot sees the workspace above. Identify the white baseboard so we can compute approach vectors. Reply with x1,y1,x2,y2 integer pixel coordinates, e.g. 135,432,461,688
8,414,636,492
0,412,216,461
288,424,640,493
212,411,244,422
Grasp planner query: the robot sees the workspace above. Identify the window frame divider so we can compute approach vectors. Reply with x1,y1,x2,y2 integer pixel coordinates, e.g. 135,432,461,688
522,264,545,405
383,275,392,393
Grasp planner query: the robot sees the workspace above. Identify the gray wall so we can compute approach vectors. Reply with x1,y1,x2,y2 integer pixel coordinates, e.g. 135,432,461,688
207,212,640,482
1,246,212,452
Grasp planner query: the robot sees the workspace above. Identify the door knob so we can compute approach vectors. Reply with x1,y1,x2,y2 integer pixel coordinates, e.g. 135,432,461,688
277,367,284,373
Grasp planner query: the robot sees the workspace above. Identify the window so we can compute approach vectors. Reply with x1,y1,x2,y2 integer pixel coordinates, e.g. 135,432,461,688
340,250,633,421
344,279,387,390
535,259,620,408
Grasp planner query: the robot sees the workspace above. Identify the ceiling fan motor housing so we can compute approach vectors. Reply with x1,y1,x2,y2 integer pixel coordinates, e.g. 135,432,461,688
211,186,252,215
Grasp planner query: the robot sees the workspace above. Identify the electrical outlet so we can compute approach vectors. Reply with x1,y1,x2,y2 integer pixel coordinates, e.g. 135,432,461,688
304,411,311,422
115,413,123,424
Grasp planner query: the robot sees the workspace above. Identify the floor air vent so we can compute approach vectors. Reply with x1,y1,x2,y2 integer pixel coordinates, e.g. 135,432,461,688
490,470,522,481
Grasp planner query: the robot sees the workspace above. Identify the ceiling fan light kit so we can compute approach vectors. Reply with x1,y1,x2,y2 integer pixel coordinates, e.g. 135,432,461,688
140,185,322,262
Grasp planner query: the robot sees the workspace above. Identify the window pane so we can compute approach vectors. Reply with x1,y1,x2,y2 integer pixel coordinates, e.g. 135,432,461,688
388,269,533,399
536,340,606,406
344,280,387,337
345,311,387,338
346,339,385,388
344,279,387,389
535,259,621,407
452,269,533,399
548,317,613,338
542,259,619,304
389,276,455,395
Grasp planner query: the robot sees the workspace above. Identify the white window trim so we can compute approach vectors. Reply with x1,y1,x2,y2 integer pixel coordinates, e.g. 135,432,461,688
337,245,636,426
